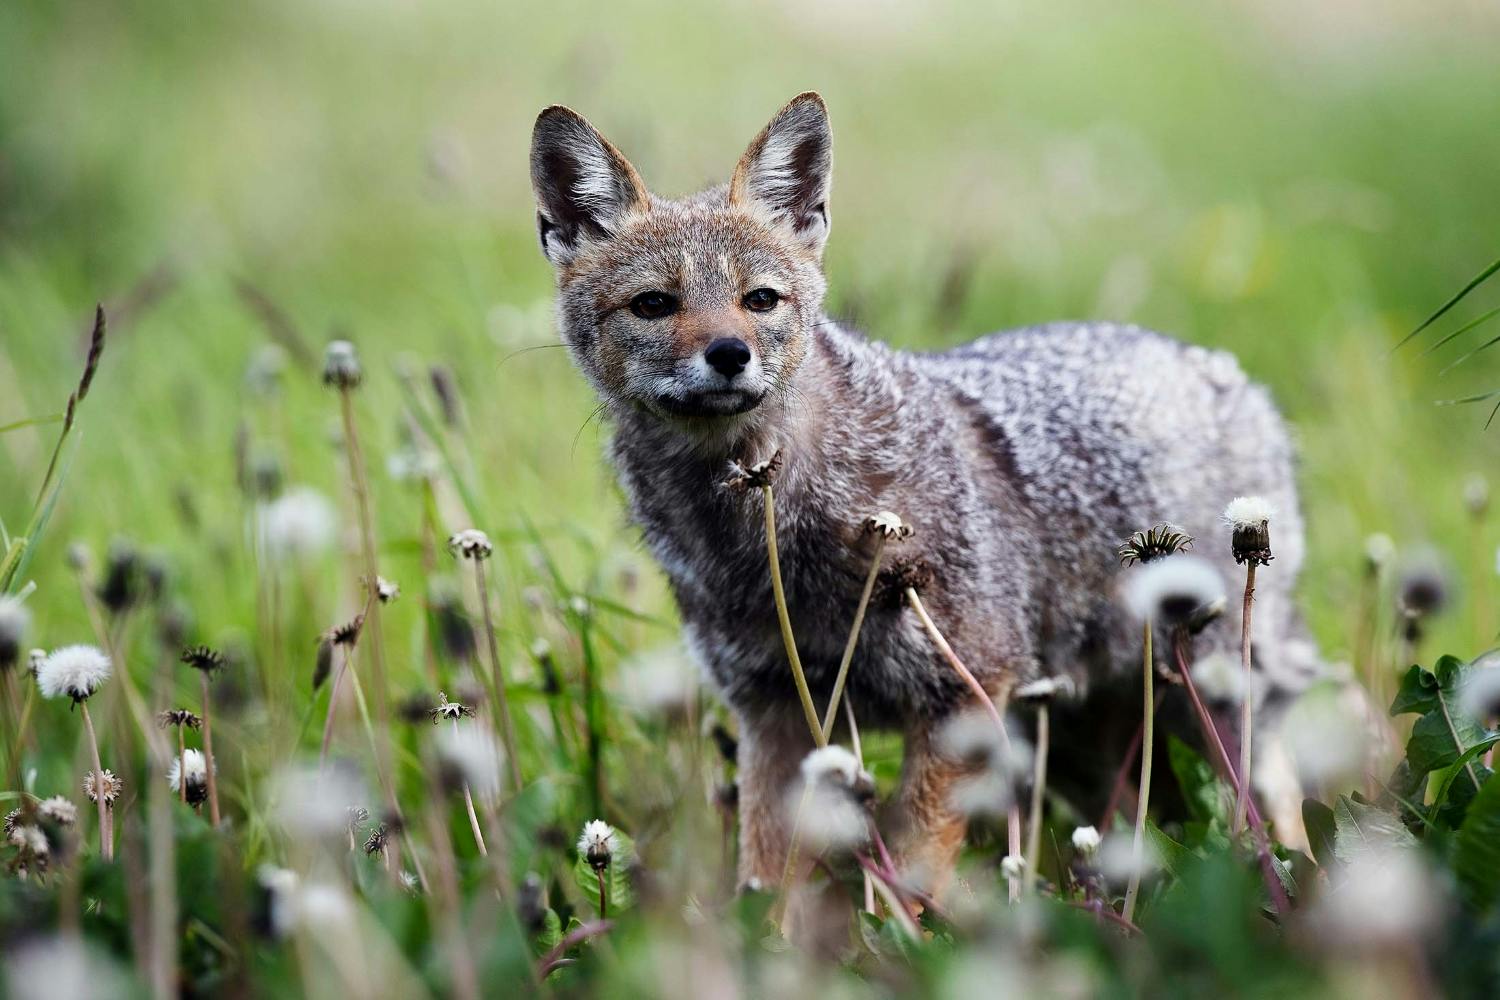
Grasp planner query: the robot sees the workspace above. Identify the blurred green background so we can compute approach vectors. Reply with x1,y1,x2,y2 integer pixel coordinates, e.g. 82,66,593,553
4,0,1500,665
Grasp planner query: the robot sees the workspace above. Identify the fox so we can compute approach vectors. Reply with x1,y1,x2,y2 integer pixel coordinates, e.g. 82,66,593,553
528,92,1321,892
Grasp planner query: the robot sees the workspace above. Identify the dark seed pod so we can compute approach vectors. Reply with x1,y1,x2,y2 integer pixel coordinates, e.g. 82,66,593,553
312,636,334,691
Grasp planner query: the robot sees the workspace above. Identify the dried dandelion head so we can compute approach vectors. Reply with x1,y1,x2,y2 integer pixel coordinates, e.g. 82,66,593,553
328,615,364,647
428,692,475,724
158,708,203,730
448,528,493,560
82,769,123,805
1117,523,1193,566
37,645,112,703
180,645,227,674
0,596,32,673
37,796,77,827
864,511,913,541
720,450,783,494
374,576,400,604
363,823,389,856
1222,496,1275,566
322,340,363,389
878,556,935,607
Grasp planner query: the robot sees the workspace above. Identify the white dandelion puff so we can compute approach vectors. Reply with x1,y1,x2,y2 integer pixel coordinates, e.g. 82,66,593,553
435,724,503,800
37,796,78,827
3,934,129,1000
999,855,1026,881
1071,825,1101,857
1364,533,1396,571
36,645,112,702
1122,554,1225,625
790,746,875,852
0,595,31,669
1221,496,1276,528
616,643,700,719
1306,848,1443,949
1459,664,1500,721
448,528,493,560
270,762,369,840
577,819,618,870
167,748,214,803
257,488,338,564
322,339,363,389
1280,686,1370,790
1191,651,1249,704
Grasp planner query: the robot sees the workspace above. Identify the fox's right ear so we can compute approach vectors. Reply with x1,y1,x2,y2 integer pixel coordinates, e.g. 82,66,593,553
530,106,649,266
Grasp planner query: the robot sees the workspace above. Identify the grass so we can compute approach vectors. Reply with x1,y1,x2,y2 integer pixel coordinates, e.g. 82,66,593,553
4,0,1500,995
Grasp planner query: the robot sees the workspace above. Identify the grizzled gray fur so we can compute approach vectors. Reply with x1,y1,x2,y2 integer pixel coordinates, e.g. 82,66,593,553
530,93,1319,890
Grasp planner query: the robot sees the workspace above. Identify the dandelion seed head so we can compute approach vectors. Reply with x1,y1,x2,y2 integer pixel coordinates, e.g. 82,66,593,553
257,488,337,564
1465,474,1489,517
863,510,913,540
435,725,503,800
270,762,369,840
167,749,213,804
999,854,1026,880
1221,496,1275,529
1281,686,1371,790
8,823,47,856
578,818,618,870
37,645,112,702
322,339,363,389
617,644,699,720
448,528,493,560
82,769,122,804
1306,848,1442,948
428,691,475,724
3,934,129,1000
0,596,32,671
37,796,77,827
1070,825,1101,856
1363,533,1395,572
375,576,400,603
1096,830,1159,888
791,746,875,852
157,708,202,730
1397,552,1450,620
1122,554,1225,625
1191,651,1249,704
1459,663,1500,721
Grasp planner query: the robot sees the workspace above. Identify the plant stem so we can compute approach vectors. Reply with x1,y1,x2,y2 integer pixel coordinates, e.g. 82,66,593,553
200,672,221,827
1122,617,1153,924
596,867,608,921
319,644,353,768
1173,635,1290,916
760,484,824,746
819,536,887,743
80,700,112,861
454,720,488,857
1024,702,1049,898
473,558,524,792
1233,563,1257,834
178,727,187,806
904,586,1023,899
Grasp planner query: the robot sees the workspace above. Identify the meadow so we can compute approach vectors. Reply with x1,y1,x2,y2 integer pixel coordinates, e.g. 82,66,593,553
4,0,1500,996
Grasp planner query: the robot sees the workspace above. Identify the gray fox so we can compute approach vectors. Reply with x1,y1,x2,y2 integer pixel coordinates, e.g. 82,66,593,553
529,93,1319,890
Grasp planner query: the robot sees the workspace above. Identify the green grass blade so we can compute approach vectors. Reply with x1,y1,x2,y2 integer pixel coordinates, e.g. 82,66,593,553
0,413,63,435
4,430,81,591
1424,305,1500,360
1396,256,1500,351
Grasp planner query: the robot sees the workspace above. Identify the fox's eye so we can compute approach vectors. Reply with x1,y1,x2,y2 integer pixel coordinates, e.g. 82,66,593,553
743,288,780,312
629,291,678,320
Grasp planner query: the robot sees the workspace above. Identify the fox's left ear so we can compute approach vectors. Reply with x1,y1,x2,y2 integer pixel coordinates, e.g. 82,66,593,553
730,92,832,256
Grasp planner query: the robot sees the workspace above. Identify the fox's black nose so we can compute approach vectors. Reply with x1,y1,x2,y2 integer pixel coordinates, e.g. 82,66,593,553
704,337,752,378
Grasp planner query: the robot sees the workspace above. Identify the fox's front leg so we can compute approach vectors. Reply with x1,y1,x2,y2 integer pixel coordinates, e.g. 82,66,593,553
736,708,815,889
892,720,968,897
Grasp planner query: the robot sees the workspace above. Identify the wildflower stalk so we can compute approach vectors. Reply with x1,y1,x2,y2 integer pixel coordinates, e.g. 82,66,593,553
1172,634,1289,915
199,671,222,827
596,867,609,920
1023,701,1049,898
453,719,489,857
761,483,824,746
79,701,112,861
177,726,187,806
472,556,524,792
820,534,888,743
1232,562,1257,835
148,646,178,1000
1122,619,1152,923
904,586,1023,898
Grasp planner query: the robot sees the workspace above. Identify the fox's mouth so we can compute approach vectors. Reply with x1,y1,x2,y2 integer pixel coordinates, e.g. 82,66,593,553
653,388,765,419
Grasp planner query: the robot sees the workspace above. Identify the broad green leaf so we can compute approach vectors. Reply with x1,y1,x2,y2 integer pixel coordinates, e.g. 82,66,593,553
1145,821,1193,877
1301,799,1337,869
1454,772,1500,910
1331,795,1417,863
1390,663,1441,717
1168,734,1226,827
533,908,562,955
1427,734,1500,813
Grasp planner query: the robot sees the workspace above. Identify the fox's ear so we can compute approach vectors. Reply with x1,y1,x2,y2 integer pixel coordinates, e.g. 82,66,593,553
530,106,649,266
730,92,832,255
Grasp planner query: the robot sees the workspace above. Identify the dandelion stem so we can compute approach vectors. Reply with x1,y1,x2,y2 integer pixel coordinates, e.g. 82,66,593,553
904,586,1023,899
595,867,608,921
760,484,824,746
199,671,221,827
473,558,524,792
820,536,887,743
178,727,187,806
454,720,488,857
1024,702,1049,898
80,700,112,861
1233,564,1256,834
1122,618,1153,924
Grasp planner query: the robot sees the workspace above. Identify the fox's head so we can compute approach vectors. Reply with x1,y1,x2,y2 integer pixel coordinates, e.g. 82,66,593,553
529,93,831,435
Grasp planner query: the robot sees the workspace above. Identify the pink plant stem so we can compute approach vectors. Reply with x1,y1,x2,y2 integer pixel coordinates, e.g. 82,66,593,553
1172,635,1290,916
1233,563,1257,834
79,701,112,861
905,587,1023,899
200,672,221,827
